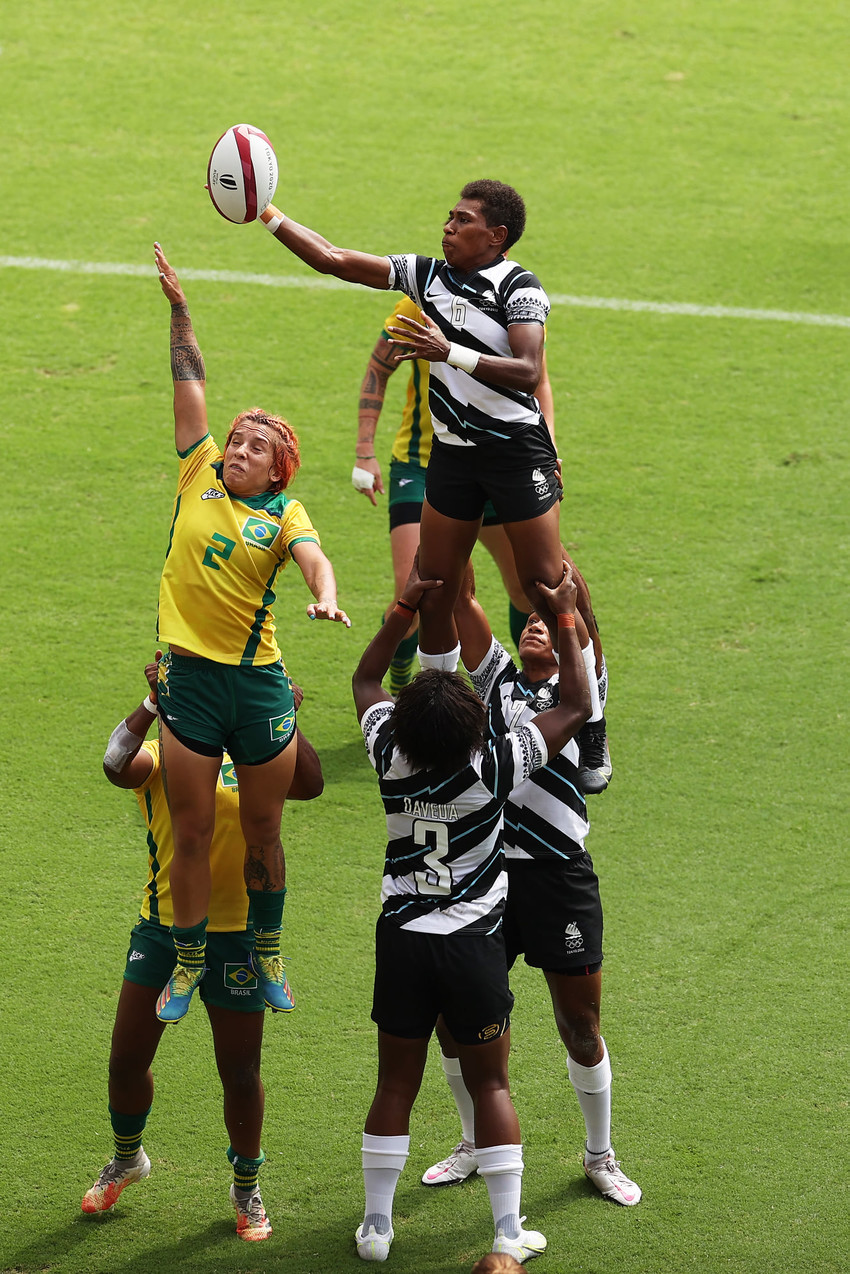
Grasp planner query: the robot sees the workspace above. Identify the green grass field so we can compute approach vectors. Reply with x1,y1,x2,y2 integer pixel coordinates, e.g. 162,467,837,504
1,3,846,1271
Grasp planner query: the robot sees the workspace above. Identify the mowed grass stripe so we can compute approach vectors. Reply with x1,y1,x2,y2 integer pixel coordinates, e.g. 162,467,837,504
3,254,850,329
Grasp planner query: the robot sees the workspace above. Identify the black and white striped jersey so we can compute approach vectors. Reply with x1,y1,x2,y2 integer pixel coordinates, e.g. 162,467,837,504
360,700,548,933
466,638,589,862
387,253,550,448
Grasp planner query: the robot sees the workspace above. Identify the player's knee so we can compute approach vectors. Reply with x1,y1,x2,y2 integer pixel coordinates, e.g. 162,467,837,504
108,1049,149,1087
241,816,284,848
171,820,215,858
561,1018,601,1065
220,1058,262,1098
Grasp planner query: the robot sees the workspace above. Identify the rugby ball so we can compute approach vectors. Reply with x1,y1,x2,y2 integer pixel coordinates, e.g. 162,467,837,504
207,125,278,224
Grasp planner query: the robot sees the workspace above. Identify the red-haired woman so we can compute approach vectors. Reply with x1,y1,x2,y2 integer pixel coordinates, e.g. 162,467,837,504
150,244,349,1024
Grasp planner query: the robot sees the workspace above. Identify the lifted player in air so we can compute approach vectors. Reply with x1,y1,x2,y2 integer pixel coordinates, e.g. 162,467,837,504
351,303,611,790
261,179,568,676
152,244,348,1025
419,569,641,1205
351,292,556,683
350,557,590,1265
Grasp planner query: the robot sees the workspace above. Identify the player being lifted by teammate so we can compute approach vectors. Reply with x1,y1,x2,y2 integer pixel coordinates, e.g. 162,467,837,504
259,180,568,676
151,244,349,1024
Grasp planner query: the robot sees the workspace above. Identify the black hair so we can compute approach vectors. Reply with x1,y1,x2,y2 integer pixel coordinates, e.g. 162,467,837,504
460,179,527,250
392,670,486,772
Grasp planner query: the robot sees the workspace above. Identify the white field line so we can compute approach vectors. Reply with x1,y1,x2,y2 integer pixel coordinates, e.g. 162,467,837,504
2,255,849,329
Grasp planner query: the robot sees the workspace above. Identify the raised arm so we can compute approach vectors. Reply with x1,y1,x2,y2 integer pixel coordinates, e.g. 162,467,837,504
352,557,442,718
386,311,544,394
154,243,208,453
290,540,351,626
102,657,161,789
529,566,591,757
260,204,393,290
352,333,406,505
453,563,494,672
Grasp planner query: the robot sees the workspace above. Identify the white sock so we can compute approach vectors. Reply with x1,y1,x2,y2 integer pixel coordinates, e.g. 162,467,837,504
582,643,603,722
417,643,460,673
361,1132,409,1233
441,1053,476,1147
597,652,608,713
476,1143,524,1238
567,1039,612,1157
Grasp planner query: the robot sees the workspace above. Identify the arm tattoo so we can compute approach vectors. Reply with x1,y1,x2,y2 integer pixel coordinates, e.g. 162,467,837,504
363,368,382,395
359,397,384,413
374,349,403,373
169,303,205,381
171,344,206,381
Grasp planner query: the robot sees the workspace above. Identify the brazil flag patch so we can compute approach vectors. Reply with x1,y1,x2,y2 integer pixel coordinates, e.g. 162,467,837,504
269,710,296,742
225,963,258,990
241,516,280,549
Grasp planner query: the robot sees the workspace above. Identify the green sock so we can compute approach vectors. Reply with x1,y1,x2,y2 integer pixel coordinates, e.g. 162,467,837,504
110,1104,150,1161
389,629,419,696
249,887,286,960
172,918,208,972
227,1145,265,1194
509,603,531,648
248,886,286,933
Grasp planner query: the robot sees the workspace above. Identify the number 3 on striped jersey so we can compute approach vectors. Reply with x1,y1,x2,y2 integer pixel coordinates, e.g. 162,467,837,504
451,296,467,328
413,820,452,895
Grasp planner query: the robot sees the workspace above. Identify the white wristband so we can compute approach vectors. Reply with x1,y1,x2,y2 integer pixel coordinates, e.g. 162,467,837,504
446,342,480,374
352,465,376,492
143,695,158,715
264,214,283,234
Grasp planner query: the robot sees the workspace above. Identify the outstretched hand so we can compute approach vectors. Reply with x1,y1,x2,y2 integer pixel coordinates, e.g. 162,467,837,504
534,561,576,616
307,599,352,627
154,243,186,306
387,311,450,364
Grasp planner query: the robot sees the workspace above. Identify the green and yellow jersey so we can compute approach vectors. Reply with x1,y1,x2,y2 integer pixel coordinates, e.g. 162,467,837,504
158,434,320,665
385,295,433,469
134,741,248,932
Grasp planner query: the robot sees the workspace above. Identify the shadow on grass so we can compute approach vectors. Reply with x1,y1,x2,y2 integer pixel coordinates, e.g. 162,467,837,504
5,1197,510,1274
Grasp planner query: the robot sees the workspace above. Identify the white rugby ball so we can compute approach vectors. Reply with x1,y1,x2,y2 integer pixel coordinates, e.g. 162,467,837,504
207,125,278,224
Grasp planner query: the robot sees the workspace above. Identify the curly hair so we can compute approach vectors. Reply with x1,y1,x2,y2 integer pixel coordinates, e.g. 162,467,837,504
224,407,301,494
392,670,486,773
460,179,527,250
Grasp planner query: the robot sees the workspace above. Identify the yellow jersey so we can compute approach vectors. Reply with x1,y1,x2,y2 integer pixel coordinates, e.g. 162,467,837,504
134,741,248,932
158,434,320,665
385,296,433,468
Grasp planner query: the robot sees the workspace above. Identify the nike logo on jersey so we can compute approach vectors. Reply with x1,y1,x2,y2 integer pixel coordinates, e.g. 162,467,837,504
201,487,225,500
129,951,145,962
398,478,413,487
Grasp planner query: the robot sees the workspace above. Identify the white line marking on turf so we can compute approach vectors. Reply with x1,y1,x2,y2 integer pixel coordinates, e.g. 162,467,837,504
2,255,849,329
